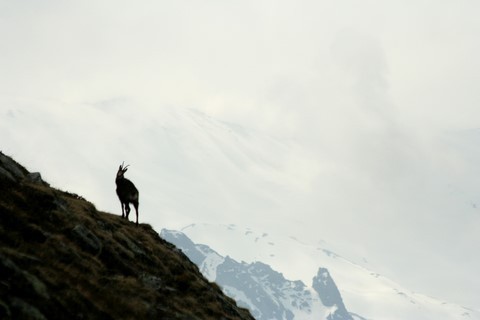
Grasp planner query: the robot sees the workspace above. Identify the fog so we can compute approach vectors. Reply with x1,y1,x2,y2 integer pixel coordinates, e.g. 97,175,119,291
1,0,479,309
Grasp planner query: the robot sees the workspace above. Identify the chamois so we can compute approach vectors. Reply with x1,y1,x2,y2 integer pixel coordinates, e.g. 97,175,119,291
115,162,139,225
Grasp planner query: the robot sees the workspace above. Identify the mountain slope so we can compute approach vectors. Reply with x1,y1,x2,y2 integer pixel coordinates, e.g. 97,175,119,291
0,152,253,320
162,229,355,320
178,223,480,320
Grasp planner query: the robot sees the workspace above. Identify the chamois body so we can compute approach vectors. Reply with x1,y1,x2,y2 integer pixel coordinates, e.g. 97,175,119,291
115,163,139,225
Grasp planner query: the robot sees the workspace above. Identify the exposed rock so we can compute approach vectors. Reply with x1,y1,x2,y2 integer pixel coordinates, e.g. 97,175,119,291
0,152,47,186
140,273,163,290
70,224,102,255
313,268,353,320
26,172,49,186
0,153,27,182
116,232,146,257
0,166,15,182
216,258,296,320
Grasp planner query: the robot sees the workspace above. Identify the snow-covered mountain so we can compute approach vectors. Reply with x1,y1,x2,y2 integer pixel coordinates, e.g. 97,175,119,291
169,223,479,320
161,229,354,320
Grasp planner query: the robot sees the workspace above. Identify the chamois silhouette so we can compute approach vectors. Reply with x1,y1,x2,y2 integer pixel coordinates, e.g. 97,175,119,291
115,162,139,225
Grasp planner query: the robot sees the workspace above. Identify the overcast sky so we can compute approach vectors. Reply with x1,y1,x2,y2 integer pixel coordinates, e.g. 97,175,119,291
1,0,480,310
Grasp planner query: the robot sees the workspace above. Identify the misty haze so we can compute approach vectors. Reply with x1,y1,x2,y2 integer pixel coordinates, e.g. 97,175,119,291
1,1,479,319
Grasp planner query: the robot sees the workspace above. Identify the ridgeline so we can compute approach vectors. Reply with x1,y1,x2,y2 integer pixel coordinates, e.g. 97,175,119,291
0,152,254,320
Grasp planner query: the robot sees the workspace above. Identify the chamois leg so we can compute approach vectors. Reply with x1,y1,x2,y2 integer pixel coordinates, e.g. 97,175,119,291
121,202,125,218
125,203,131,221
133,201,139,226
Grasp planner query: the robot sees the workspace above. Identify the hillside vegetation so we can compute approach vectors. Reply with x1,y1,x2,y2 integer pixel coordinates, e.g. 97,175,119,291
0,152,253,320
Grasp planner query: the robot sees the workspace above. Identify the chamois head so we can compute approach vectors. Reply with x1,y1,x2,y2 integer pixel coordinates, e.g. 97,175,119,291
116,161,130,179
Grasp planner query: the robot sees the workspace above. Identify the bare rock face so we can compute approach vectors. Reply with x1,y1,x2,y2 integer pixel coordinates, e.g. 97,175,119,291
70,224,103,255
312,268,353,320
0,153,48,186
26,172,47,185
0,153,27,182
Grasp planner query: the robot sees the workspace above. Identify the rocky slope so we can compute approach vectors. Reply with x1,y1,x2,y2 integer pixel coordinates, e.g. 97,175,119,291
0,152,253,320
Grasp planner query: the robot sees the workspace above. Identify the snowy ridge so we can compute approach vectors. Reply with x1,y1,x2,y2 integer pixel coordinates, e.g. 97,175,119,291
177,223,480,320
161,229,353,320
197,244,225,282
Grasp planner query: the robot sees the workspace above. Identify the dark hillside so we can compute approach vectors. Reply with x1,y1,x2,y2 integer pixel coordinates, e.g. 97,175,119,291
0,152,254,320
